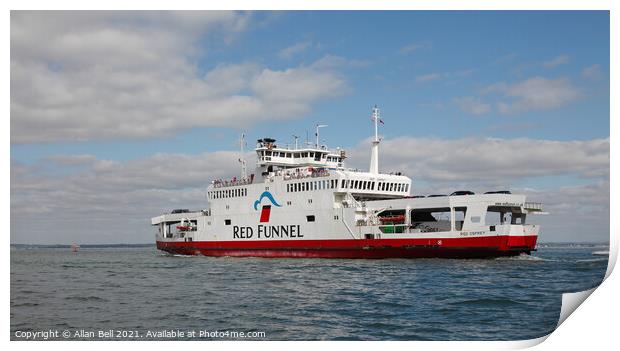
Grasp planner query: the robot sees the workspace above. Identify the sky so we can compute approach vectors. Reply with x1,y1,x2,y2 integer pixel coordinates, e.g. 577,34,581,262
10,11,610,244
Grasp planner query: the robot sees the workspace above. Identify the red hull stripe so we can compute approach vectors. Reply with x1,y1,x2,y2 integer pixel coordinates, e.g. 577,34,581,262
157,235,537,259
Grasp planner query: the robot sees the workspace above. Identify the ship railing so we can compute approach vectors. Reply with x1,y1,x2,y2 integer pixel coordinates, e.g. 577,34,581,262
524,202,543,211
282,168,331,181
212,176,254,188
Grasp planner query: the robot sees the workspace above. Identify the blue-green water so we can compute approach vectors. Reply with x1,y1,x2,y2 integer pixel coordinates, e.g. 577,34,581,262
10,243,608,340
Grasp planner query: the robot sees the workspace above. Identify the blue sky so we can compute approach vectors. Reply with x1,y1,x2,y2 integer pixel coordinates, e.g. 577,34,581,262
10,11,610,243
11,11,609,161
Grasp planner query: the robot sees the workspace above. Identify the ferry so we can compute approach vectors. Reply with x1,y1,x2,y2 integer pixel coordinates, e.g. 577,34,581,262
152,106,543,258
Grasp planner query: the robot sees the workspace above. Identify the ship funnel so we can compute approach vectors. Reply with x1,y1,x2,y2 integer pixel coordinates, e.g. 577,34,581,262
369,105,381,174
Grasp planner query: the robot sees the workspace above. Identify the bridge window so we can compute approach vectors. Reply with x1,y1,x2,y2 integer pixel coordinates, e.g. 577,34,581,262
294,153,300,158
286,153,292,158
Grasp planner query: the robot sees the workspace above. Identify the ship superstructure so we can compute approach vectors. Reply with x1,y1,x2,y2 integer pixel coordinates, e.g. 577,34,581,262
152,107,543,258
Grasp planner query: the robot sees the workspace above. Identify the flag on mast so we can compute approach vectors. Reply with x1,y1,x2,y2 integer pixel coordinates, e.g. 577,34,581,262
371,111,385,124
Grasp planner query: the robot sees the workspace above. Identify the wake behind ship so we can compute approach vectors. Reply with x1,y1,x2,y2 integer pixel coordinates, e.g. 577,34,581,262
152,107,544,258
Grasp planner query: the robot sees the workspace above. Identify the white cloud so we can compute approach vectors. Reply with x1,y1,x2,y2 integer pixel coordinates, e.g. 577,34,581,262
485,77,580,114
399,43,424,54
453,96,491,115
278,41,312,59
11,12,347,143
416,73,441,83
543,55,570,68
347,137,609,183
582,64,602,80
11,151,245,244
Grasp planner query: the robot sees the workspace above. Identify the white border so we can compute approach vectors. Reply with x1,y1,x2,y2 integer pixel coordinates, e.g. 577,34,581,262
5,1,617,350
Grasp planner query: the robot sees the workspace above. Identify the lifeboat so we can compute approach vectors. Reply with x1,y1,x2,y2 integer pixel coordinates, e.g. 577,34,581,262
379,215,406,223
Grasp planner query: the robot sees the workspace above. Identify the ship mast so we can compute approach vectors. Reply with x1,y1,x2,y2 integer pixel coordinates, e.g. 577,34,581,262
315,124,327,148
292,134,299,149
369,105,381,174
239,132,247,179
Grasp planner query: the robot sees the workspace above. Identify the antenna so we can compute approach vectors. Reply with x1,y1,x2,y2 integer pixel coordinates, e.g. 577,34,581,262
315,124,328,148
239,132,247,179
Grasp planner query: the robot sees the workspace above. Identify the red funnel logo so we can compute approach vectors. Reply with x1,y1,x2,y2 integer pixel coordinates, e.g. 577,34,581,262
259,205,272,223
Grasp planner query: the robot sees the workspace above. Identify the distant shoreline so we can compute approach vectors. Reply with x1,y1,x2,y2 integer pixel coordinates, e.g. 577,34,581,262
10,243,155,248
9,242,610,249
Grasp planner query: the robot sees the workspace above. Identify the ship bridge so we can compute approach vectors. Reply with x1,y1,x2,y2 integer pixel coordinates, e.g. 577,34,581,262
255,138,346,169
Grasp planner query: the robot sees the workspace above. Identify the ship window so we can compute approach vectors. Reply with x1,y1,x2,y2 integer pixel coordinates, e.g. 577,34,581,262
410,208,451,232
306,215,315,222
225,219,231,225
309,152,314,157
372,182,376,190
294,153,300,158
302,152,308,157
286,153,292,158
341,179,345,188
454,207,467,231
405,184,409,192
265,151,272,156
287,184,290,192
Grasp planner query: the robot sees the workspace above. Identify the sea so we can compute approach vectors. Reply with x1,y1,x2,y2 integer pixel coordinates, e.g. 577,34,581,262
10,243,609,341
